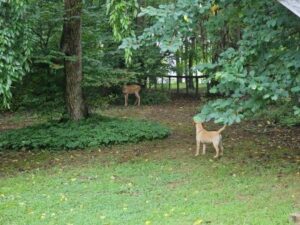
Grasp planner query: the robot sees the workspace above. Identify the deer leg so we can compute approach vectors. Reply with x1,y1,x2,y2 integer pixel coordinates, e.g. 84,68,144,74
134,93,138,105
135,92,141,106
124,94,128,107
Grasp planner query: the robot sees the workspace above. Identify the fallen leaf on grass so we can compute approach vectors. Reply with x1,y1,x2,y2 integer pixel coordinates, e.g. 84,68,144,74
60,194,67,201
193,219,203,225
40,213,46,220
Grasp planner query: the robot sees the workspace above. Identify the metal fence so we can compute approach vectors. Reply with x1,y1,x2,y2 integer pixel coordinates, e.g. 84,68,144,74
145,75,208,96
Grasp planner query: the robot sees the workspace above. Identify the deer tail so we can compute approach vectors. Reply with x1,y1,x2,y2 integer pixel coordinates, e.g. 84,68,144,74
217,125,226,133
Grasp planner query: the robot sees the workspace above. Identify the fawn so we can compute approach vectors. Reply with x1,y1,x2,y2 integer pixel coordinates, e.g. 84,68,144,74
122,84,141,107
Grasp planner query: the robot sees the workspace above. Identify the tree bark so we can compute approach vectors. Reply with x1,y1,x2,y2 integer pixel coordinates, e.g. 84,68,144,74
184,39,189,77
62,0,88,120
175,50,182,77
188,37,195,89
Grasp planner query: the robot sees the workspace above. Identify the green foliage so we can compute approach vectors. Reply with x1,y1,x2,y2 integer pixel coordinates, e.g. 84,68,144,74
1,70,65,113
253,101,300,127
206,1,300,124
0,0,32,107
27,0,63,69
140,90,171,105
84,86,119,108
84,69,141,87
114,90,171,105
200,0,300,124
123,0,300,125
0,115,170,150
106,0,139,64
120,0,203,53
106,0,138,42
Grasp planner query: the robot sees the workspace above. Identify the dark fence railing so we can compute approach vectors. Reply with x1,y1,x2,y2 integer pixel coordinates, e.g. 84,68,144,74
145,75,208,96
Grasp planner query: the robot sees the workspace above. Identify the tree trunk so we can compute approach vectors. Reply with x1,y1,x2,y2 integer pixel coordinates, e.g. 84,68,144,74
188,37,195,89
62,0,88,120
184,40,189,87
178,46,184,82
175,50,182,77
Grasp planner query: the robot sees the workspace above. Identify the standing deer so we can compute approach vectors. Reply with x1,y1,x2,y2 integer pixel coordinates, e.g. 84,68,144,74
122,84,141,107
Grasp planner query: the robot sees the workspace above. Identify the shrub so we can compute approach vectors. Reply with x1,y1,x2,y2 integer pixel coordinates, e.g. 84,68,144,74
113,90,171,106
253,101,300,127
0,115,170,151
140,90,171,105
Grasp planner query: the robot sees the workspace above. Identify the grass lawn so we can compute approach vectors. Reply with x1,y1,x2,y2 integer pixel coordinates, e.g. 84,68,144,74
147,80,207,95
0,100,299,225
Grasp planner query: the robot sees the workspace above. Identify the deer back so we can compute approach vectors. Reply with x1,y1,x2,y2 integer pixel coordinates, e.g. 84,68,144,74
122,84,141,94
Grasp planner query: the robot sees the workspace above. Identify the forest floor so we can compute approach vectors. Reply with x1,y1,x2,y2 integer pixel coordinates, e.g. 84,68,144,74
0,99,299,225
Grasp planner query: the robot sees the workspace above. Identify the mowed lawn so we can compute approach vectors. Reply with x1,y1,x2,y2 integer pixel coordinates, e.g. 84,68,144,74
0,100,299,225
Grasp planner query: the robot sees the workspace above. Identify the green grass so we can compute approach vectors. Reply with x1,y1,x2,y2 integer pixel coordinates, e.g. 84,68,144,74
0,102,299,225
0,141,299,225
147,81,207,93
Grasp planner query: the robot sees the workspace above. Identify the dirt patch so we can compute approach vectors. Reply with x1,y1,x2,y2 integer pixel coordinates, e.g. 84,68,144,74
0,99,300,176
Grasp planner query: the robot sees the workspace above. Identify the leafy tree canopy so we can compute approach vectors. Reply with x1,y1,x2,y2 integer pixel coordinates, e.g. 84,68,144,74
0,0,31,107
121,0,300,125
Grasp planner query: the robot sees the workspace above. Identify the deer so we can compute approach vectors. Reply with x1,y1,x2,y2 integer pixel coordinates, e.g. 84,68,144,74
122,84,141,107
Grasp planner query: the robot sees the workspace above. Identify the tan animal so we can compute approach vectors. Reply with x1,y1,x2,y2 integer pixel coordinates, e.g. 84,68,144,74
291,213,300,225
194,120,226,158
122,84,141,107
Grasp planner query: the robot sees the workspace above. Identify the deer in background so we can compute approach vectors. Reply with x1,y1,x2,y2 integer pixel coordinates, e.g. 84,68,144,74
122,84,141,107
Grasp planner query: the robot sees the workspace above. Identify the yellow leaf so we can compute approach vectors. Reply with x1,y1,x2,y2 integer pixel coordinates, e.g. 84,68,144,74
193,219,203,225
40,213,46,220
183,15,189,23
145,220,151,225
210,4,219,15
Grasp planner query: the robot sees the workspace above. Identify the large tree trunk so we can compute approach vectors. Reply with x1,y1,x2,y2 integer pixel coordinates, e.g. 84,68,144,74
62,0,88,120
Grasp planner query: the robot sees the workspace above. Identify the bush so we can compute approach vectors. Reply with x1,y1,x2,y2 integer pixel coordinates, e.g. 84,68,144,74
0,115,170,151
253,101,300,127
140,90,171,105
113,90,171,106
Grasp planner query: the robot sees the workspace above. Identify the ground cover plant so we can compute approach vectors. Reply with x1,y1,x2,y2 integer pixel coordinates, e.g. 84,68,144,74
1,0,300,224
0,101,299,225
0,115,170,150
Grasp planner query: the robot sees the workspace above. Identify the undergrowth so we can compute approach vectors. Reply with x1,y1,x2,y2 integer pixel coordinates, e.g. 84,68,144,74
0,115,170,151
253,101,300,127
113,90,171,106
